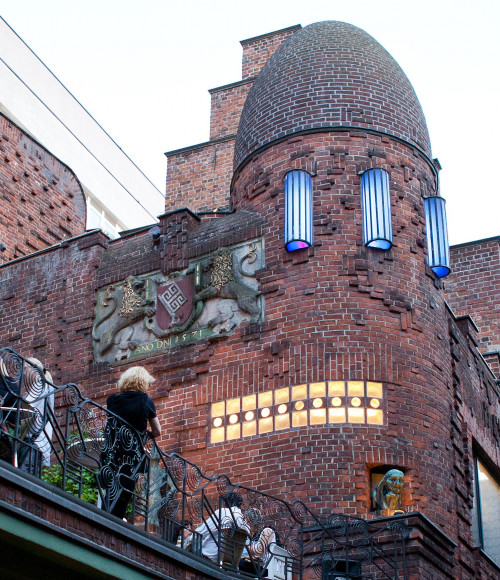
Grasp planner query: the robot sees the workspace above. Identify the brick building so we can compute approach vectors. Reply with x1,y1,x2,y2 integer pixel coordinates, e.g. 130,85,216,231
0,111,87,263
0,21,499,579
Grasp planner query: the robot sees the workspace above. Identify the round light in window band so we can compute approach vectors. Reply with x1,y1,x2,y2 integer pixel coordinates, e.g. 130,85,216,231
261,407,271,418
284,170,313,251
245,411,255,421
370,399,380,408
424,196,450,278
361,168,393,250
229,414,238,424
351,397,362,407
331,397,342,407
294,401,305,411
213,417,223,428
277,404,287,414
312,398,323,408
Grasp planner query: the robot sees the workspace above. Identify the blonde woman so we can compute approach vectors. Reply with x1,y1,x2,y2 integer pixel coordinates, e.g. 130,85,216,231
107,366,161,438
104,366,161,519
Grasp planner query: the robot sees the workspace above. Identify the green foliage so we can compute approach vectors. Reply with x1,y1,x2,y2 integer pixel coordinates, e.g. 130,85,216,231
42,463,99,504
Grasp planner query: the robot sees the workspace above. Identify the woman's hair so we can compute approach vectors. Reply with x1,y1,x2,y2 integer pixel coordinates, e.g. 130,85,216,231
117,366,155,393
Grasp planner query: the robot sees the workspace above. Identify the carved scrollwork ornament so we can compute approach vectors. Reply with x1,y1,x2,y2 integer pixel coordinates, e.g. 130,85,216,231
92,240,264,363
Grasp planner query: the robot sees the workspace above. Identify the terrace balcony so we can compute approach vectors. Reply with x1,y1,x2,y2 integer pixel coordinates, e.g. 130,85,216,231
0,347,454,579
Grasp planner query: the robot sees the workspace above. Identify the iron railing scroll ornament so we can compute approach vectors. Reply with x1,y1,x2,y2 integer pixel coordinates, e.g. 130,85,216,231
0,347,410,579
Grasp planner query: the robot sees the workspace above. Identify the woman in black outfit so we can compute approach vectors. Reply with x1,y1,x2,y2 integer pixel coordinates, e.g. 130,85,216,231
102,366,161,519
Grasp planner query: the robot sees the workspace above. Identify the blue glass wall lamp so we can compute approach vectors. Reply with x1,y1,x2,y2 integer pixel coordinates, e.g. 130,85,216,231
424,195,450,278
361,168,393,250
284,170,313,251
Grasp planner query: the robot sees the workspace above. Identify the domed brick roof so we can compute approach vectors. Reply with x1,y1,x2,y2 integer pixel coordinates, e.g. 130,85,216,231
234,21,431,170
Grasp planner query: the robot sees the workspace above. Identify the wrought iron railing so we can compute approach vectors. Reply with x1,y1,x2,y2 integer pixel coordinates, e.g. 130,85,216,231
0,347,410,579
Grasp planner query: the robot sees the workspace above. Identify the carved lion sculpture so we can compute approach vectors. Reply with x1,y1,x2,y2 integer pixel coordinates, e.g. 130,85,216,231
194,249,261,324
93,276,155,358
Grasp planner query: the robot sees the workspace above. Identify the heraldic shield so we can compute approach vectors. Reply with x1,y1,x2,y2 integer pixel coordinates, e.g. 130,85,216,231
155,276,195,330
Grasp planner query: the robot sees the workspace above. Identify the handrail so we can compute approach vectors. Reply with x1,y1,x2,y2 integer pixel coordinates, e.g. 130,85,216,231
0,347,410,579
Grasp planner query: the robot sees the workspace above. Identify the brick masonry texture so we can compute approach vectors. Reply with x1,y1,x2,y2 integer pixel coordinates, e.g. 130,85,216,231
165,138,235,213
446,237,500,356
0,113,86,263
1,22,500,580
241,25,302,80
2,127,499,579
234,21,432,171
209,80,253,140
164,25,298,214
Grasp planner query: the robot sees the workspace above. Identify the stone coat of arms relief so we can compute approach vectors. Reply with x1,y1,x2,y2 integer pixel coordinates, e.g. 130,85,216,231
92,240,264,363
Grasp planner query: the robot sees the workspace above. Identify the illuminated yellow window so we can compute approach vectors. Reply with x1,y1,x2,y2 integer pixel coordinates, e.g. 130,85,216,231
310,382,326,397
276,414,290,431
312,398,323,408
328,381,345,396
243,421,257,437
292,384,307,400
347,381,364,396
367,409,383,425
208,380,385,443
227,424,241,440
242,394,256,410
211,401,225,417
367,382,383,398
211,427,225,443
292,410,308,427
329,407,346,423
310,409,326,425
275,387,289,404
348,407,365,423
258,391,273,408
259,417,273,434
227,398,240,414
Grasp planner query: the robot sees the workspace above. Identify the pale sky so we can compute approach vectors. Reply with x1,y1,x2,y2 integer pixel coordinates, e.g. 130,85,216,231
0,0,499,245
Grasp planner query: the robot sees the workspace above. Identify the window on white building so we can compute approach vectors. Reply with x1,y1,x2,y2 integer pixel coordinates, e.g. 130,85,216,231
472,458,500,566
86,197,121,239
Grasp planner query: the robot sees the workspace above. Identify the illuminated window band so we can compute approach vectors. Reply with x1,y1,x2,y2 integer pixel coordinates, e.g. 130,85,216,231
210,381,384,444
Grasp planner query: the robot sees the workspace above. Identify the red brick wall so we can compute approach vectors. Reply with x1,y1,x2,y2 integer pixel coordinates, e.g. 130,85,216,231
446,237,500,359
447,313,500,579
241,25,302,80
165,139,234,213
209,80,253,140
0,113,86,263
164,26,297,214
194,131,456,528
2,21,500,580
0,231,108,389
1,128,499,580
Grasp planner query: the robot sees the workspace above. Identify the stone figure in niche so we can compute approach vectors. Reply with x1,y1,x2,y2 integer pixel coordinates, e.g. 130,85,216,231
92,275,155,358
373,469,405,515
